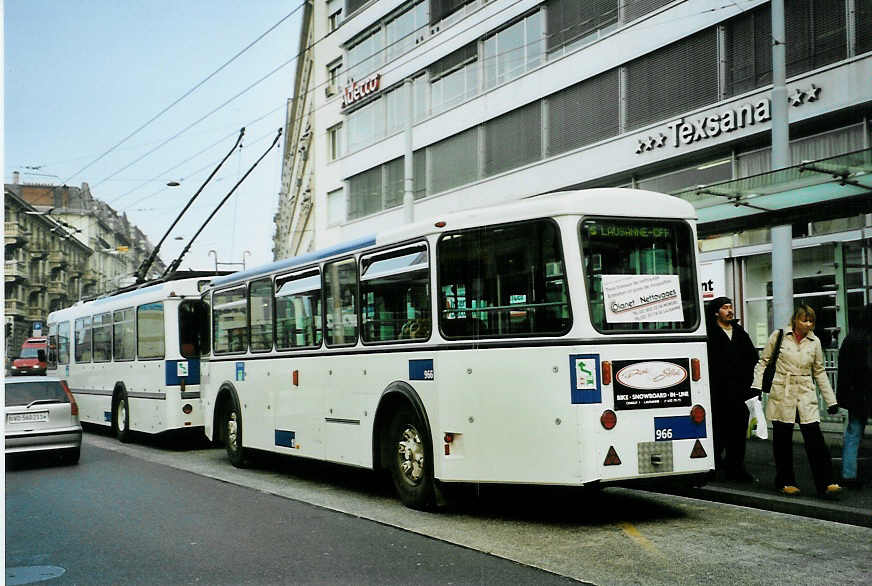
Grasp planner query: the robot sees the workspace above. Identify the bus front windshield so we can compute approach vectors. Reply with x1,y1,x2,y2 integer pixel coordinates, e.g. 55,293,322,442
580,217,699,332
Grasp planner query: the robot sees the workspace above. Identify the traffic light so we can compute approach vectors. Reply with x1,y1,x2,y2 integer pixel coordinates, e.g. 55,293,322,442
5,322,12,339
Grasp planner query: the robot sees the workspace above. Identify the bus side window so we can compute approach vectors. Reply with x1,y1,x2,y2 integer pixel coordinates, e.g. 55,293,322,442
360,244,431,343
437,219,571,338
213,288,247,354
324,258,358,347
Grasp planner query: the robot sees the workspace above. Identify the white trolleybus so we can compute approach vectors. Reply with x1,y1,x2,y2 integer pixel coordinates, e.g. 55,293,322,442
201,189,713,509
46,276,211,442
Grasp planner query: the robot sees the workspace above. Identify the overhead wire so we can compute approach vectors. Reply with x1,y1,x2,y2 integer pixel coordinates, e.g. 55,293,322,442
63,0,306,185
105,1,742,214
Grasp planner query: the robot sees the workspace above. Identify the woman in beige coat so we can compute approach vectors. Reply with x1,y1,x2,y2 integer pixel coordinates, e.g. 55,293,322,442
752,304,841,497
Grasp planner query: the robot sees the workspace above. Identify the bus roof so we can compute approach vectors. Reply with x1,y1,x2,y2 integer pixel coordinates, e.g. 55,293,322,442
47,277,205,323
210,188,695,289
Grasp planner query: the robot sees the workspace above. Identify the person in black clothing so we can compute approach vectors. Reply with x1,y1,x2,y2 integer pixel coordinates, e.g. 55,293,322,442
706,296,760,482
837,303,872,488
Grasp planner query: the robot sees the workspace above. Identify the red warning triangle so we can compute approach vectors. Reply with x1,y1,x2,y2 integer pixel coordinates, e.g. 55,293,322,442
690,439,707,459
604,446,621,466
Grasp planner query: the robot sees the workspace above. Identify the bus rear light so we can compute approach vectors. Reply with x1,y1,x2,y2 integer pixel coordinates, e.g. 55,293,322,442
182,404,193,415
434,221,446,228
60,380,78,416
691,358,701,381
600,409,617,430
604,446,621,466
601,361,612,386
690,404,705,424
444,433,454,443
292,370,299,386
690,439,707,459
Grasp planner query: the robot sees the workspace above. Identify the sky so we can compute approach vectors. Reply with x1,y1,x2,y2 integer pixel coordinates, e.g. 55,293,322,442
4,0,304,273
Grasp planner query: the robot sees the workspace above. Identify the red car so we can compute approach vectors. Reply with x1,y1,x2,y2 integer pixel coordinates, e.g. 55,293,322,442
11,337,49,376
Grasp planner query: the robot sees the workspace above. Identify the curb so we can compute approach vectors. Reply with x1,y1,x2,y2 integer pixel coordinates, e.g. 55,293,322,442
679,484,872,528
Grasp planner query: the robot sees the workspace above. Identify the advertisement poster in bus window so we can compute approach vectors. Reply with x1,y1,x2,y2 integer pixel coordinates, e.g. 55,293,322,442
601,274,683,323
612,358,691,410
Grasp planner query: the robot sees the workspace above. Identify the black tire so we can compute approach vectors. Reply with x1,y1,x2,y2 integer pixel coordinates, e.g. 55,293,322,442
61,446,81,465
386,406,435,510
224,400,247,468
113,393,132,443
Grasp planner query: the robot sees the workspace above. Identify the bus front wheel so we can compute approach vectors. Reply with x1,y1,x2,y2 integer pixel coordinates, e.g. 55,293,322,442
113,393,132,443
225,402,247,468
387,407,435,510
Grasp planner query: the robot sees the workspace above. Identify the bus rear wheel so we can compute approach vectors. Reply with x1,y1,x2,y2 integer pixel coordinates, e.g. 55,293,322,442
387,407,435,510
225,402,247,468
113,393,132,443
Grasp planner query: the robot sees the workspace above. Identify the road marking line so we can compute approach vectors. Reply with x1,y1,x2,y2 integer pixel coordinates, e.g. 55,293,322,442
618,522,658,555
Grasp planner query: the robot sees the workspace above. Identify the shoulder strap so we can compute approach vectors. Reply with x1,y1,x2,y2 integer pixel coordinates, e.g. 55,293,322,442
770,329,784,362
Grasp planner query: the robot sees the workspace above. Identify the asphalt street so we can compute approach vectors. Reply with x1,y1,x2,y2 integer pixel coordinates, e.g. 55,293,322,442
7,429,867,585
6,439,579,586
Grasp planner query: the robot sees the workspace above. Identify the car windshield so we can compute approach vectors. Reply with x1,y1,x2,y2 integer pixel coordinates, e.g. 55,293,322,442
19,348,41,358
5,381,69,407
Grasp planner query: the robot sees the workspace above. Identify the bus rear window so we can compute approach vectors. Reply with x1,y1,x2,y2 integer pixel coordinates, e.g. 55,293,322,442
580,218,699,332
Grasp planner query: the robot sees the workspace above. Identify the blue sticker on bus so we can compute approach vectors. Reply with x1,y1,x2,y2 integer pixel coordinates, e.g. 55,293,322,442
235,362,245,382
569,354,601,404
653,416,706,441
409,359,434,381
104,411,111,423
275,430,296,448
165,359,200,385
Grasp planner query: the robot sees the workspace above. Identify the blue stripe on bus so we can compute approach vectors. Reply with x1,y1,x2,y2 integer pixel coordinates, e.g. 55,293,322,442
653,416,706,441
165,359,201,385
210,235,377,288
275,430,296,448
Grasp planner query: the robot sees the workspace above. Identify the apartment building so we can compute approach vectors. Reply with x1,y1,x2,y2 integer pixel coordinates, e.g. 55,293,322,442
275,0,872,359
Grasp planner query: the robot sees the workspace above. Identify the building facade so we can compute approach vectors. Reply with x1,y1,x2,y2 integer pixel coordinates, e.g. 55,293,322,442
276,0,872,352
5,178,166,357
4,189,92,358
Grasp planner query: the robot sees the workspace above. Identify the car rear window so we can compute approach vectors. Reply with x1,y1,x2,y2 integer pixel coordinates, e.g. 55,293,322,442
5,381,69,407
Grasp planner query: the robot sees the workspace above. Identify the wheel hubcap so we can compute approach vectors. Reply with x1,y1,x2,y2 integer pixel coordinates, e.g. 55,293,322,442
227,411,239,453
396,425,424,485
117,402,127,432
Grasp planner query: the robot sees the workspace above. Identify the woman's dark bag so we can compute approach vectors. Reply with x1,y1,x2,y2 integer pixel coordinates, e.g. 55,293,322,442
761,329,784,394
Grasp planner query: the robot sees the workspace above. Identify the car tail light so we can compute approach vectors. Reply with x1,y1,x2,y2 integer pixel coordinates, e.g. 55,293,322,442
690,404,705,424
600,409,617,430
691,358,701,381
601,361,612,386
60,379,78,416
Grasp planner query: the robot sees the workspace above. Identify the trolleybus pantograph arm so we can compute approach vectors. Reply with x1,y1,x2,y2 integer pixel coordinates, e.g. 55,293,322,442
134,128,245,284
162,127,282,279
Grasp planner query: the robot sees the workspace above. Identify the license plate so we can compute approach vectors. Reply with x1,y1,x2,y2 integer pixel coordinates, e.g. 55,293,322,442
7,411,49,424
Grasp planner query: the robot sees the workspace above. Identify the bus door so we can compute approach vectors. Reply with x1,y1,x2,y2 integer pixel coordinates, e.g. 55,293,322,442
273,270,325,459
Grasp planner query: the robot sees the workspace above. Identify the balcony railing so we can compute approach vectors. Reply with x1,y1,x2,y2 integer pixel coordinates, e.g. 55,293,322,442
4,222,30,245
25,306,44,322
4,262,29,283
47,280,66,296
4,299,26,317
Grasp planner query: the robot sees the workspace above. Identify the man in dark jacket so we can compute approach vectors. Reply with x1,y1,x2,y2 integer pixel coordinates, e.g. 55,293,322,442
706,296,760,482
837,303,872,488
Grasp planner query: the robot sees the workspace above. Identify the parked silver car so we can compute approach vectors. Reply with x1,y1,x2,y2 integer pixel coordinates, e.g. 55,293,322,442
5,376,82,464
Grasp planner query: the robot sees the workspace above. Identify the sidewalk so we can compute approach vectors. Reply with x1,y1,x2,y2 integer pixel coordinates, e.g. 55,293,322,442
679,433,872,528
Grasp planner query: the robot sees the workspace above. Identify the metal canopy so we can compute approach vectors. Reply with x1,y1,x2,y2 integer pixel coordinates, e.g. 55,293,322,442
672,148,872,229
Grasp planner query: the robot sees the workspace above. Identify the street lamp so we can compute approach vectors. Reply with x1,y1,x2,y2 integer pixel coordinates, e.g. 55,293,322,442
208,250,218,274
243,250,251,270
